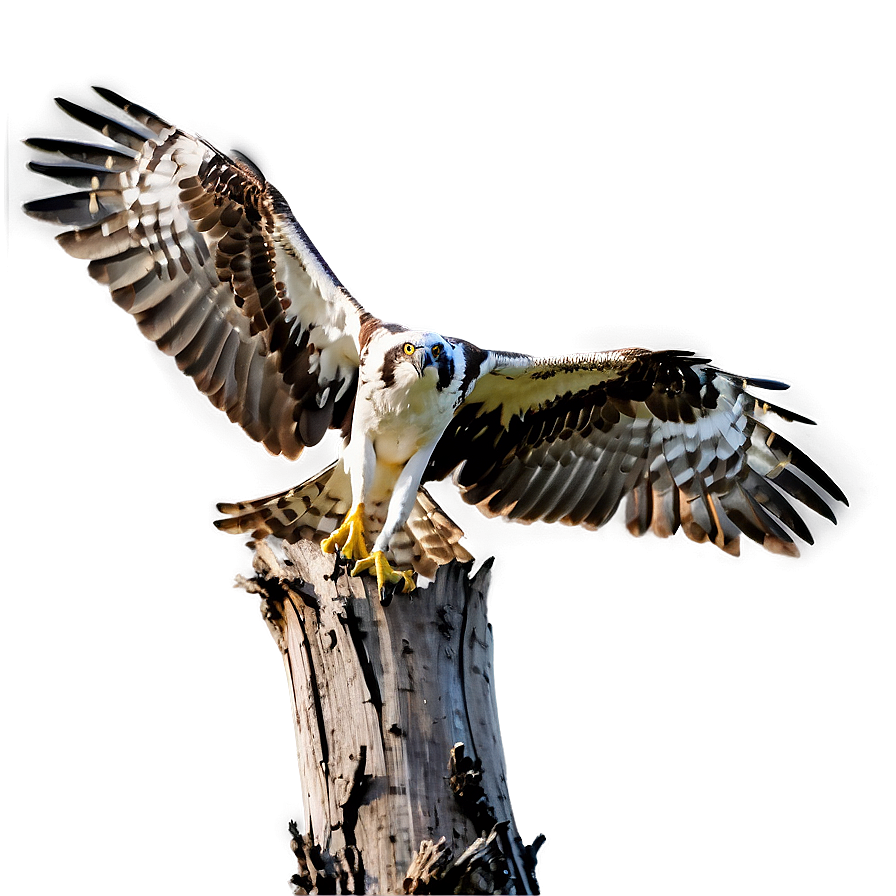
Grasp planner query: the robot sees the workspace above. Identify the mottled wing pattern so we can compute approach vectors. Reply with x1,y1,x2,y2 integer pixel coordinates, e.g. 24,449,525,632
427,348,847,556
25,88,372,459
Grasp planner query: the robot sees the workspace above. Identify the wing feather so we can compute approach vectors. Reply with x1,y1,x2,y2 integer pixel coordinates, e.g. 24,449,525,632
427,349,846,556
25,88,378,460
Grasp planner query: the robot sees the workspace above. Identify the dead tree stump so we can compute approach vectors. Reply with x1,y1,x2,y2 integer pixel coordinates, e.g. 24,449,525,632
241,538,542,895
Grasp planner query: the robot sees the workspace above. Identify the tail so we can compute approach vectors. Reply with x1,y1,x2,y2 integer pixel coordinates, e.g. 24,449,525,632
215,463,471,579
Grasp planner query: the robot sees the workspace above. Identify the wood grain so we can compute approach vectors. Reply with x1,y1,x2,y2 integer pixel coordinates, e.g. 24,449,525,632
245,538,541,894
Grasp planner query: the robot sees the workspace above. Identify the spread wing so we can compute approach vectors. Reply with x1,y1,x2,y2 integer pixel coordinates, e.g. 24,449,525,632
24,88,376,459
427,348,847,556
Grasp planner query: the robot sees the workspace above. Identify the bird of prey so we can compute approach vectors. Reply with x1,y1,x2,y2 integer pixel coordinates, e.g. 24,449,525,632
24,88,847,596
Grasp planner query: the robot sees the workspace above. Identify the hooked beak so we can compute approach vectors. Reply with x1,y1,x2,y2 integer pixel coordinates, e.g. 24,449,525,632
415,347,435,376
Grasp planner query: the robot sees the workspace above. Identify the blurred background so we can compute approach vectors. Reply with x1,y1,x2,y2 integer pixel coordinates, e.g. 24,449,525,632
3,3,892,893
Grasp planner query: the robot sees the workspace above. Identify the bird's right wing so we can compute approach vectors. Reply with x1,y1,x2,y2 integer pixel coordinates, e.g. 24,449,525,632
25,87,376,459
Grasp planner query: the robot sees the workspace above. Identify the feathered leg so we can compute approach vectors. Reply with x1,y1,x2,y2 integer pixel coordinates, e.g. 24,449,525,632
351,437,440,594
321,438,375,560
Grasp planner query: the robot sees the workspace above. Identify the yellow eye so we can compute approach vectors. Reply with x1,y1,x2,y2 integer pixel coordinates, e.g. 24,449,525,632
431,344,441,359
403,342,416,355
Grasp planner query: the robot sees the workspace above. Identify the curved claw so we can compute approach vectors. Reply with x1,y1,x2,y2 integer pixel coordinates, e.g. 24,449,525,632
321,504,369,561
351,550,416,594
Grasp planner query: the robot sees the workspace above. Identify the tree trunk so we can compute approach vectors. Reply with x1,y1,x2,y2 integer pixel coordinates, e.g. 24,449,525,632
241,537,542,895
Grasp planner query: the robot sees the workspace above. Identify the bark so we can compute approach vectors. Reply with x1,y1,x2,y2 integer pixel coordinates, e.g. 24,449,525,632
240,538,542,895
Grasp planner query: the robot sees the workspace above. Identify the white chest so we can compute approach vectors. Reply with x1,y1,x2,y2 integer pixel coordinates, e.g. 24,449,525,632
356,368,458,465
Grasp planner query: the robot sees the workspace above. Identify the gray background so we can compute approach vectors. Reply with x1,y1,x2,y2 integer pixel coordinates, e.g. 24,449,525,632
3,3,890,893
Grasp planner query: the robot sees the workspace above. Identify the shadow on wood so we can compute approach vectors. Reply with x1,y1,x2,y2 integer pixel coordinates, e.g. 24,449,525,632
240,538,542,894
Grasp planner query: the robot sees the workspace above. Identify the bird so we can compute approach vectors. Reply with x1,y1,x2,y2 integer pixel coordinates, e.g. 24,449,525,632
24,87,847,597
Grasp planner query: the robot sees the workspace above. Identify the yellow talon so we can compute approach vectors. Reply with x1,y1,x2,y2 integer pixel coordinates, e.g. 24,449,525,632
321,503,369,560
351,550,416,594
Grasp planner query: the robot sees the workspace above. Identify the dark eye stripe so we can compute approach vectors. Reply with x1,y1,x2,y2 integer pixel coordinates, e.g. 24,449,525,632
436,350,454,391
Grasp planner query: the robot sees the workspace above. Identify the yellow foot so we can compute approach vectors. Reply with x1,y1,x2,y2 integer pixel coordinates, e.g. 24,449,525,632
351,550,416,594
320,504,369,561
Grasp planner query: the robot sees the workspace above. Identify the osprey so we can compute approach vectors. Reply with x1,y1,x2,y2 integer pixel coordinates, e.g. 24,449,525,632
25,89,847,595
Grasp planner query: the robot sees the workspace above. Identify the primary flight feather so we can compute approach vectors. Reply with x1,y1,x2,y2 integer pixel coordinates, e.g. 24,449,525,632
24,88,847,595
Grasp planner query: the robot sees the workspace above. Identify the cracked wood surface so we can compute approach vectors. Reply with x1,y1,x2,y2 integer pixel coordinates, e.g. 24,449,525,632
247,538,540,894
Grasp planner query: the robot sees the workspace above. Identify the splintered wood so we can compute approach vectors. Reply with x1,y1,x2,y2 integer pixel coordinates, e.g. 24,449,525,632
244,538,541,894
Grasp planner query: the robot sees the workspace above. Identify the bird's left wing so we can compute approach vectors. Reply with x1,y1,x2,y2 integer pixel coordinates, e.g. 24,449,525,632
25,88,374,459
426,348,846,556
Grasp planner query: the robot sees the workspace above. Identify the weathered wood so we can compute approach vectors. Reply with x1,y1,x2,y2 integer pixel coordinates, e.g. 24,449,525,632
242,538,541,894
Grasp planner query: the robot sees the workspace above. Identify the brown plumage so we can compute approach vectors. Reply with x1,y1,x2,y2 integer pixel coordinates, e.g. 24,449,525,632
25,89,847,591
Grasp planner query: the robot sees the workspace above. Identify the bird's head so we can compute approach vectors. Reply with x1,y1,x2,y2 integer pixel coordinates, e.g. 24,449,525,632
384,330,457,391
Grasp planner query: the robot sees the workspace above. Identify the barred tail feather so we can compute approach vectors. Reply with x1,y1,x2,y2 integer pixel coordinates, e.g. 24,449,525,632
215,465,470,580
215,462,350,542
391,488,474,579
